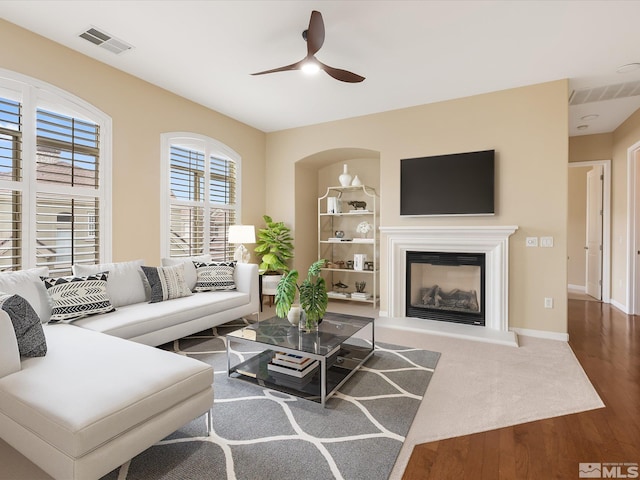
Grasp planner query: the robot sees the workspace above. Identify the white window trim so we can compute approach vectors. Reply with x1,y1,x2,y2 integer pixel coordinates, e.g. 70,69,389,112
160,132,241,259
0,68,113,267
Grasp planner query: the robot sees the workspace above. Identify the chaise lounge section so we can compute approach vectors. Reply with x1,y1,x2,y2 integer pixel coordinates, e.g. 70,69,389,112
0,259,260,479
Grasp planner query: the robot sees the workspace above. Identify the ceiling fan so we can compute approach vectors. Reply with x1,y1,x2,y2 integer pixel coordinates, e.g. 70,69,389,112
251,10,365,83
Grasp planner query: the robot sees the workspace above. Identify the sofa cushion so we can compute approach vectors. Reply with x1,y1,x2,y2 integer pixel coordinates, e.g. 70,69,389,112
42,273,115,322
141,264,192,303
72,289,250,340
193,261,236,292
0,324,213,458
0,293,46,357
73,259,147,307
0,311,20,377
161,255,212,291
0,267,51,324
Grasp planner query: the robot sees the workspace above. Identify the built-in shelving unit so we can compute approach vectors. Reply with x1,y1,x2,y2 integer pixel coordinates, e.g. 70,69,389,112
318,185,379,307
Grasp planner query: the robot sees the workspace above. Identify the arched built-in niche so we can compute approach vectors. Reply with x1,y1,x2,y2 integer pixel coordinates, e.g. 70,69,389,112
293,148,381,272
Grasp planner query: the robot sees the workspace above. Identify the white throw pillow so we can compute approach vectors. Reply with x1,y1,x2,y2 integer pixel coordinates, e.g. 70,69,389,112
73,259,146,307
161,255,211,291
0,267,51,324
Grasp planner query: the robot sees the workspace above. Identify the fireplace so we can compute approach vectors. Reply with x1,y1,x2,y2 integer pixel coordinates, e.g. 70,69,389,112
406,251,485,326
379,226,518,336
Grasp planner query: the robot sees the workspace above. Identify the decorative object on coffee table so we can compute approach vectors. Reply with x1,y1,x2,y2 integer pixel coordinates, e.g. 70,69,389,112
275,259,328,333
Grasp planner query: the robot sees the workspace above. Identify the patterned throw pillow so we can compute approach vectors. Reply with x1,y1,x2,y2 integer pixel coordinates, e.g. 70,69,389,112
141,264,193,303
42,272,115,322
0,292,47,357
193,261,236,292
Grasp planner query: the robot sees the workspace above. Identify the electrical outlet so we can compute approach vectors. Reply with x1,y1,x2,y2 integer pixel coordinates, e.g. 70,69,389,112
544,297,553,308
540,236,554,248
526,237,538,247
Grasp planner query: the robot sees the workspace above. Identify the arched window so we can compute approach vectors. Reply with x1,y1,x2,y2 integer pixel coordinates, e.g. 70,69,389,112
161,133,240,260
0,69,111,274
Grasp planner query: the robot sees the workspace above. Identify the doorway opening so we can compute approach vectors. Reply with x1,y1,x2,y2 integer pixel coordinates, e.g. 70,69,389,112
568,160,611,303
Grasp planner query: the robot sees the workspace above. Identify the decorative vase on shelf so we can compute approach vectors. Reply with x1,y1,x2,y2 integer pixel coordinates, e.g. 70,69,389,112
351,175,362,186
339,164,352,187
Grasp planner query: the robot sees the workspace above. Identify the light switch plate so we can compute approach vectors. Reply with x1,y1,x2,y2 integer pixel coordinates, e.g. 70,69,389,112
526,237,538,247
540,236,554,247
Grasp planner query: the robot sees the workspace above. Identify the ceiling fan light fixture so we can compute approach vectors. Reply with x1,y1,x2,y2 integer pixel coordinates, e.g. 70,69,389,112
301,60,320,75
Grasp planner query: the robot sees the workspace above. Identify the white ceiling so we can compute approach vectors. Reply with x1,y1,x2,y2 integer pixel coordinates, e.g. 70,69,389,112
2,0,640,135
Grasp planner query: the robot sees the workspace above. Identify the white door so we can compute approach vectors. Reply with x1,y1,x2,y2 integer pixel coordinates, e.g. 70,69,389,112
585,166,603,299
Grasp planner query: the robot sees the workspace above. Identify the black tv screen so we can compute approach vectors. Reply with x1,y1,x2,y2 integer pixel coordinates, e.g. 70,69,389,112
400,150,495,216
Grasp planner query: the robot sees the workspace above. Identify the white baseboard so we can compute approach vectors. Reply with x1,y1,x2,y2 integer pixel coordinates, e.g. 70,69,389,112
511,327,569,342
568,284,586,293
610,298,629,314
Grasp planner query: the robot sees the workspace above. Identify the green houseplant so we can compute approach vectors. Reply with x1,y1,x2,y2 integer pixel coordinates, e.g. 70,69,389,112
254,215,294,274
275,259,328,332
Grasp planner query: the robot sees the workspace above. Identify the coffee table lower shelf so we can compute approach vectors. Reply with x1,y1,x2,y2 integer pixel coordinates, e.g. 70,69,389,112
229,345,373,405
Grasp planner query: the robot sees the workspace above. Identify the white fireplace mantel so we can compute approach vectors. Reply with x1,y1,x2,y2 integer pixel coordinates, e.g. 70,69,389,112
379,226,518,344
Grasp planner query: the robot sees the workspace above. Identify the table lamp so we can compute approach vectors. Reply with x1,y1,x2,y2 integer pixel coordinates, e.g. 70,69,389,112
228,225,256,263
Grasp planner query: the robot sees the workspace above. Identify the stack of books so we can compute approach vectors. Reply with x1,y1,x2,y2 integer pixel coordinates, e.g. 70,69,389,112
328,291,350,299
351,292,372,300
268,352,318,378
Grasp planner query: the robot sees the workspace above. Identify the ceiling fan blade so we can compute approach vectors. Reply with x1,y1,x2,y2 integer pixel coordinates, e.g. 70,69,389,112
318,61,365,83
306,10,325,57
251,60,303,76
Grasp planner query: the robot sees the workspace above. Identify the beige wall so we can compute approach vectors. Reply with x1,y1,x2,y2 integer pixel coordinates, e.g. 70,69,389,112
0,19,266,265
569,133,612,163
611,107,640,306
266,80,569,334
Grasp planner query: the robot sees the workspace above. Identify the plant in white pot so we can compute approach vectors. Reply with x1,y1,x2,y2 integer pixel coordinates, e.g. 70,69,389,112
275,259,328,332
254,215,294,296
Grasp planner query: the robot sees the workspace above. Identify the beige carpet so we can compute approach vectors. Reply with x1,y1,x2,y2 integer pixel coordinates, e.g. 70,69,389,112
376,324,604,480
0,304,604,480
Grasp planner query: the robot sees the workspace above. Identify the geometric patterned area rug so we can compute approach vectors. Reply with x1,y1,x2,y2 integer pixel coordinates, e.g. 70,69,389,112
102,319,440,480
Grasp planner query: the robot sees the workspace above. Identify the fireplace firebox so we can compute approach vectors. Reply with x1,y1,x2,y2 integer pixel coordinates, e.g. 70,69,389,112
406,251,485,326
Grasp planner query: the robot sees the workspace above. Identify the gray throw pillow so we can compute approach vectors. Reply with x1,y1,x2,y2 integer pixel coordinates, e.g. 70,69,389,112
0,292,47,357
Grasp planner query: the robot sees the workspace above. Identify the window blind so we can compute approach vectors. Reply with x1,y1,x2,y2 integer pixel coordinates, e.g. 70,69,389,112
0,98,21,182
0,189,21,271
168,143,237,260
35,193,100,275
36,109,100,188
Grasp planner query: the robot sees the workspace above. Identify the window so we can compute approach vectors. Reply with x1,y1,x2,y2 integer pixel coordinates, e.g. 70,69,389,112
161,133,239,261
0,70,111,274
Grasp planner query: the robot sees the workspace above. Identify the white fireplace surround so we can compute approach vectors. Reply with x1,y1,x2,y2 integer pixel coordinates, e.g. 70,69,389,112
379,226,518,344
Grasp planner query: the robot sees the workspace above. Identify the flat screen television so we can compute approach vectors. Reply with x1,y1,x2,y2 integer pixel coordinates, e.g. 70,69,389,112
400,149,495,216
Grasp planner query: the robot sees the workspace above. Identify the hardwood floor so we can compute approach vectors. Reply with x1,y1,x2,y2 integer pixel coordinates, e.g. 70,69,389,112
402,299,640,479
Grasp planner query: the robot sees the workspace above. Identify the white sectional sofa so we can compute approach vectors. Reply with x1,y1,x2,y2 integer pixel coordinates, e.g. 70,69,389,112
0,259,260,480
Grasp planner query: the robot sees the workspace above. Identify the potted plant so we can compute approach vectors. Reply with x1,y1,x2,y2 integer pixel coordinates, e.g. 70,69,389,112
254,215,294,295
275,259,328,332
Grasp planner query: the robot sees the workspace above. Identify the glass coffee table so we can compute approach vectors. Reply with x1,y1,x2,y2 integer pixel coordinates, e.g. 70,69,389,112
226,312,375,406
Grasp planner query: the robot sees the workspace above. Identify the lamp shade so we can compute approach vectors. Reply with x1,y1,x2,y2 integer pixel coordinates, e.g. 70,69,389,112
228,225,256,244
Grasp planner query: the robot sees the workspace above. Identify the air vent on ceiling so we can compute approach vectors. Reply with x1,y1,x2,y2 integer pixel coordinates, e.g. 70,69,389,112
569,80,640,105
79,27,133,55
